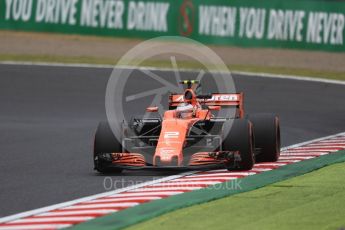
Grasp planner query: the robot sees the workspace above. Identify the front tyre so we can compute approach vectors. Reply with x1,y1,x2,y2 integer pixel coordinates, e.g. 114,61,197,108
93,121,123,174
222,119,255,171
248,114,281,162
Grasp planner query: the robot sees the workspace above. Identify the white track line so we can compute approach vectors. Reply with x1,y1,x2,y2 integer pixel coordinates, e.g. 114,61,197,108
147,181,221,186
282,154,329,157
233,70,345,86
130,187,203,192
250,167,273,172
252,163,288,166
209,168,270,173
277,159,301,163
109,191,184,197
0,61,114,69
1,61,345,86
0,171,195,223
84,197,162,203
10,216,93,223
171,177,240,182
0,224,72,230
292,147,342,151
61,203,139,210
0,131,344,224
280,132,345,151
283,149,335,152
319,139,345,143
197,171,256,176
279,156,314,160
307,144,345,147
282,151,331,154
37,210,117,216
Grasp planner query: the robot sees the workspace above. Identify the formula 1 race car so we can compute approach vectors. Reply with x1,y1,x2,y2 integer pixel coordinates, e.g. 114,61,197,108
93,80,280,173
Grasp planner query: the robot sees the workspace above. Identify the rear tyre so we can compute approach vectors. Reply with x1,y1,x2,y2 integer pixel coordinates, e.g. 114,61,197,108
248,114,280,162
222,119,255,171
94,121,123,174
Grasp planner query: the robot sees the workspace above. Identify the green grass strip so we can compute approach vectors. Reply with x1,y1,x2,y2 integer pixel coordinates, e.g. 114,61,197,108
127,157,345,230
69,150,345,230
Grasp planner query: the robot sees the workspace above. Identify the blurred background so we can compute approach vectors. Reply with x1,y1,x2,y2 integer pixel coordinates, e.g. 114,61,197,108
0,0,344,79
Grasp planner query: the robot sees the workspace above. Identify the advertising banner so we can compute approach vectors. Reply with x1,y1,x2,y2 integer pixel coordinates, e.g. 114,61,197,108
1,0,344,52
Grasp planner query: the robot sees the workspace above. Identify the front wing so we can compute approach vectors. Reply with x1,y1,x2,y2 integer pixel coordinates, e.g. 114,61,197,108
95,151,240,171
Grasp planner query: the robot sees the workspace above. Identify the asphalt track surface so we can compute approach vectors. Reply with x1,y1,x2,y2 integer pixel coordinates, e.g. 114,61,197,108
0,64,344,217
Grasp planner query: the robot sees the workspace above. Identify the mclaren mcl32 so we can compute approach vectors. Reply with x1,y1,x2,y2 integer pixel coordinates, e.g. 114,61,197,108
94,80,280,173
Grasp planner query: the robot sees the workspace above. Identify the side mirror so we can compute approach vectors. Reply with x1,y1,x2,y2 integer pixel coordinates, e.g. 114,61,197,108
146,106,158,112
208,105,221,111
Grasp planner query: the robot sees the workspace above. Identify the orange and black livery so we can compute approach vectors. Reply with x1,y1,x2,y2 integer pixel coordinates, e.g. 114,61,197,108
93,80,280,173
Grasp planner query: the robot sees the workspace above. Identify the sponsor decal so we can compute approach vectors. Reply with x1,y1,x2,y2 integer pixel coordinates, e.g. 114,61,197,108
208,94,239,102
127,1,169,32
173,94,239,103
199,5,237,37
160,148,175,160
164,131,180,139
179,0,194,36
3,0,170,32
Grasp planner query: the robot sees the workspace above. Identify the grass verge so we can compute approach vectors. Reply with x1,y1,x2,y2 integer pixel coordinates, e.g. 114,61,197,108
125,161,345,230
1,54,344,81
69,151,345,230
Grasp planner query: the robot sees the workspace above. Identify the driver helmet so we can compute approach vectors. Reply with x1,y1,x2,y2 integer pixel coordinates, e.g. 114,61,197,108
176,103,194,119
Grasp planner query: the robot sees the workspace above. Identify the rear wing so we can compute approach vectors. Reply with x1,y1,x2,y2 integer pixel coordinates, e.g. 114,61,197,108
169,93,244,118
